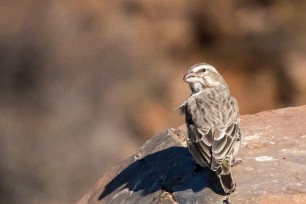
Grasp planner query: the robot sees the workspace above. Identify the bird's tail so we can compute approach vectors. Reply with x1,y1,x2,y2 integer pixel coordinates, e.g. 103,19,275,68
218,172,236,194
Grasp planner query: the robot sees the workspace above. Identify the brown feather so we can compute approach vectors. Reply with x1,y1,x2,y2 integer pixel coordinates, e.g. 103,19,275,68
182,64,242,194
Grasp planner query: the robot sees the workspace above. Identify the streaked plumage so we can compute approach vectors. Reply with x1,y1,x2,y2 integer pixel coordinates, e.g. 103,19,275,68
180,63,241,194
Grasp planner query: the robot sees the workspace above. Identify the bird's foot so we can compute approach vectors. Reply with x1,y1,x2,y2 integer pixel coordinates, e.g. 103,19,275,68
231,157,242,167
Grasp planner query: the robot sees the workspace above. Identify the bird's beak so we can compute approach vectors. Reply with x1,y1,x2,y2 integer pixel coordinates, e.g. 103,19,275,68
183,72,199,83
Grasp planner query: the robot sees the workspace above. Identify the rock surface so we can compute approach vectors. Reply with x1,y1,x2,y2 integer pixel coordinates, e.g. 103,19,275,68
77,106,306,204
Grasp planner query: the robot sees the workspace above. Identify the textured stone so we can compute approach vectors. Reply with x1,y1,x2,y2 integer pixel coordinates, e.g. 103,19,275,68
77,106,306,204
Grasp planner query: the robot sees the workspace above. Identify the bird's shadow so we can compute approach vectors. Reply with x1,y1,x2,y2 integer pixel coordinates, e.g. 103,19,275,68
99,146,224,201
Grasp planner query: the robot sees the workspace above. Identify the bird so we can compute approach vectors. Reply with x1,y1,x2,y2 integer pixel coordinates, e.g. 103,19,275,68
180,63,242,194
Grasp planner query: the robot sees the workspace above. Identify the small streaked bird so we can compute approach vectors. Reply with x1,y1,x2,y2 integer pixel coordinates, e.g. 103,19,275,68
180,63,242,194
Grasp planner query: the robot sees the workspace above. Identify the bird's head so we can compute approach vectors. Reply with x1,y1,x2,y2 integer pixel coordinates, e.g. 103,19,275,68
183,63,228,93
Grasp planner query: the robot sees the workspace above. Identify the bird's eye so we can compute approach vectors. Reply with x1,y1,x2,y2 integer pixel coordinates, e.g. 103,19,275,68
199,69,206,73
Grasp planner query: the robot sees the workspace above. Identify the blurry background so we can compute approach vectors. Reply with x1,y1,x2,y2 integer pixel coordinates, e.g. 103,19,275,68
0,0,306,203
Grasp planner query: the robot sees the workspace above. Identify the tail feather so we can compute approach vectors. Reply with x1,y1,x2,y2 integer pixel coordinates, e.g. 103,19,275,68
219,173,236,194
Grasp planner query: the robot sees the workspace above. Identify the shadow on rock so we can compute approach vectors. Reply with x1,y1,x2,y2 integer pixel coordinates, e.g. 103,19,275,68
99,146,224,201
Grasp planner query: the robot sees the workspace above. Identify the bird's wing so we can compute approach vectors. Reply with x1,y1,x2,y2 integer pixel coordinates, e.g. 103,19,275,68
210,123,239,172
186,95,240,171
187,121,239,171
187,125,213,166
210,96,240,171
182,99,213,167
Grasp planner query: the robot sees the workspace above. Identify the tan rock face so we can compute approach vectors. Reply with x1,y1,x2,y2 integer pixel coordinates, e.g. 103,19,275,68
78,106,306,204
232,106,306,203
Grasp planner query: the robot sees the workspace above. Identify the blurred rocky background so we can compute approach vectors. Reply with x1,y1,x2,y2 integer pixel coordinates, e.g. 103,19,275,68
0,0,305,203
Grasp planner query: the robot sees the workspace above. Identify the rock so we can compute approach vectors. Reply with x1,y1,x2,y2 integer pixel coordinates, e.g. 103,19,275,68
77,106,306,204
